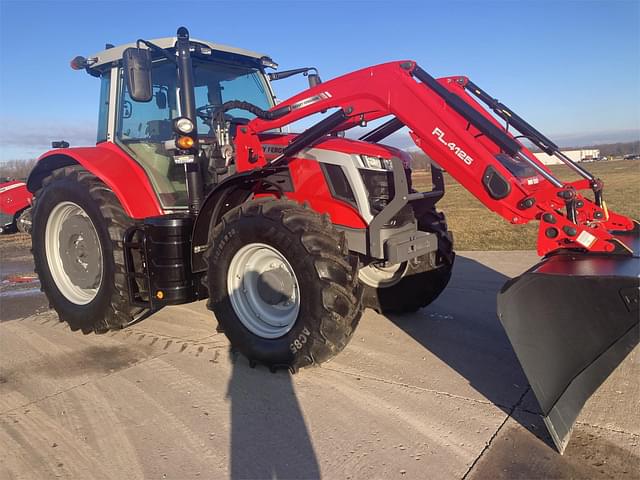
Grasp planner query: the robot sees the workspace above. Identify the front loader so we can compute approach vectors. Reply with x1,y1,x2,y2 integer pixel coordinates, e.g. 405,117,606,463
28,28,638,452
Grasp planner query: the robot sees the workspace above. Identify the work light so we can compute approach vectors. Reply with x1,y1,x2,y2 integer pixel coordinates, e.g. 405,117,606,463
174,117,194,134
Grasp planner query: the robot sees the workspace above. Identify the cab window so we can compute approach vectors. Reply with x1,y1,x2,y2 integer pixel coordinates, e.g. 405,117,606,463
116,61,187,208
97,71,111,143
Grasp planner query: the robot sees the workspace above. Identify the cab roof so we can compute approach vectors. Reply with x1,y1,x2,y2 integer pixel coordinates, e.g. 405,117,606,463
88,36,269,70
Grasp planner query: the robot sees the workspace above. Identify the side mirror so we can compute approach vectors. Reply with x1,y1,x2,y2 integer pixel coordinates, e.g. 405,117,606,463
123,47,152,102
307,73,322,88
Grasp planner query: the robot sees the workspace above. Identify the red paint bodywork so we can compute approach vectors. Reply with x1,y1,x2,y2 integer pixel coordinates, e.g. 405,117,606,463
286,158,366,229
35,142,163,219
253,134,408,229
241,60,634,256
0,181,32,216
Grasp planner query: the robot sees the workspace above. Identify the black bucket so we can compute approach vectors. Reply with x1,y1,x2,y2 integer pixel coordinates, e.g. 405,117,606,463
497,229,639,453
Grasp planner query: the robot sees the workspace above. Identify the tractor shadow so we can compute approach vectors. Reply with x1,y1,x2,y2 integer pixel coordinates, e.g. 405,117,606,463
227,353,320,480
385,255,550,445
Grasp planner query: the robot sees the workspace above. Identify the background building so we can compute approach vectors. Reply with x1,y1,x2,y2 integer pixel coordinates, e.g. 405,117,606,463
534,149,600,165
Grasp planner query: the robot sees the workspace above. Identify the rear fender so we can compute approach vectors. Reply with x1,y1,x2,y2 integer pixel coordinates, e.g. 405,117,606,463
27,143,163,219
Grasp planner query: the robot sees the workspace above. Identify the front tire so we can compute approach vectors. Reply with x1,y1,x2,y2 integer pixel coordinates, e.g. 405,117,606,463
207,199,362,371
32,166,142,333
360,209,454,314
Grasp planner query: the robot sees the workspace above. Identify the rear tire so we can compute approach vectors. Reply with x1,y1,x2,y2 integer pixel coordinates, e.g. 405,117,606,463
361,209,454,314
207,199,362,371
31,166,142,333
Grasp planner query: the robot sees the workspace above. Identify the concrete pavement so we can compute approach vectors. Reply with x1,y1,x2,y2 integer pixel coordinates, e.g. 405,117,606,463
0,245,638,479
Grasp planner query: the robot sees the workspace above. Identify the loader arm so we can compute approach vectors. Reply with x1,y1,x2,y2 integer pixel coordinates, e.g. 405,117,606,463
240,60,635,257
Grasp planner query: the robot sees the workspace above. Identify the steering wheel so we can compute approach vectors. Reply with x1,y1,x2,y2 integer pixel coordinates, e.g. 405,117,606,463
196,104,214,121
196,104,230,122
197,104,252,126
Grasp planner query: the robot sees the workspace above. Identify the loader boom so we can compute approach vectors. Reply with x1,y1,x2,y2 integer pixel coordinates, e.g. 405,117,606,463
236,60,635,257
235,59,638,452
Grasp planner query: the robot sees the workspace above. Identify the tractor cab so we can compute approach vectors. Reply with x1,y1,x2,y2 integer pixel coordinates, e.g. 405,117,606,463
77,36,277,209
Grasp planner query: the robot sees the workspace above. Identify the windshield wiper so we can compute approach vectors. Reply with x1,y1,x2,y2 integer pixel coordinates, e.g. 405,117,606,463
268,67,318,81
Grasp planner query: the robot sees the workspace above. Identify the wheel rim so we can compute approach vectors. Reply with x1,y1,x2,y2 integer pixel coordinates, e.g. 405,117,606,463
227,243,300,339
45,201,103,305
358,262,407,288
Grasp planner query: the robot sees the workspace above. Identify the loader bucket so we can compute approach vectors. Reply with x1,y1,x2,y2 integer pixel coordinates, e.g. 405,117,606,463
497,230,639,453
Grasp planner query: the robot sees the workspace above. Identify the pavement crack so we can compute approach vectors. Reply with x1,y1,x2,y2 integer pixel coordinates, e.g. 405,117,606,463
574,420,640,439
322,365,511,409
461,386,531,480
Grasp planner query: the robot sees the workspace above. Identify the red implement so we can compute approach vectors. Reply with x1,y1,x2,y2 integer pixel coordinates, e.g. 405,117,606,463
0,180,32,233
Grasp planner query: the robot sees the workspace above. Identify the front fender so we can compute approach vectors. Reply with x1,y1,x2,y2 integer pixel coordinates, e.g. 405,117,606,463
190,166,294,273
28,142,163,219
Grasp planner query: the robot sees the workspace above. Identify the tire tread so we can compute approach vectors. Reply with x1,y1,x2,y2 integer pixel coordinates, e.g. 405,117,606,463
206,198,362,371
31,166,141,334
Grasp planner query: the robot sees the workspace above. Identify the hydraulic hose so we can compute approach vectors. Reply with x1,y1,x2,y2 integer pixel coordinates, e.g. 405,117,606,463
211,101,291,122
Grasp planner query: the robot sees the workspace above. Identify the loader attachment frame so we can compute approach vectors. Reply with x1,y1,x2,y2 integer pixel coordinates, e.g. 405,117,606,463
232,60,638,452
238,60,635,257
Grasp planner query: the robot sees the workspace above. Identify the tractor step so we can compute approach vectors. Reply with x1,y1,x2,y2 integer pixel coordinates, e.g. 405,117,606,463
497,229,639,452
123,214,204,311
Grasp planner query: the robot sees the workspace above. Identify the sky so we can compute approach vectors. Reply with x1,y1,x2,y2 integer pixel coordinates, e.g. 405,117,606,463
0,0,638,160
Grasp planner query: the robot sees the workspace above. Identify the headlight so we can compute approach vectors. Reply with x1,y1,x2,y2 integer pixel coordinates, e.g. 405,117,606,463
359,169,393,213
174,117,194,134
359,155,393,170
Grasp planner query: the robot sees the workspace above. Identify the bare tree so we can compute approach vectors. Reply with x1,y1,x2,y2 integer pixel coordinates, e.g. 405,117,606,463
0,159,37,182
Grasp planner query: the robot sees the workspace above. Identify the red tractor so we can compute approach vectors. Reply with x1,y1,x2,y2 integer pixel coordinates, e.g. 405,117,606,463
0,179,32,234
28,28,638,452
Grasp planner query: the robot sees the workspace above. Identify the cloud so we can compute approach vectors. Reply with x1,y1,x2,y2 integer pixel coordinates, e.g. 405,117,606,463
345,125,418,150
351,126,640,153
2,115,636,162
382,129,418,150
551,129,640,147
0,118,97,160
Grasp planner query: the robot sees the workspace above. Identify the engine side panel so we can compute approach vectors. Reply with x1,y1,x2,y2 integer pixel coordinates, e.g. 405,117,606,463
285,158,367,229
28,143,163,219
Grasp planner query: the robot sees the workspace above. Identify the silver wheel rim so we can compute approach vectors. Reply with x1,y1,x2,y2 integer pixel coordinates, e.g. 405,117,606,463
358,262,407,288
45,201,103,305
227,243,300,339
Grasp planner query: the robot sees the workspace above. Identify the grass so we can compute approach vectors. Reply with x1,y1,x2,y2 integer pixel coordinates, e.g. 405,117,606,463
411,159,640,251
